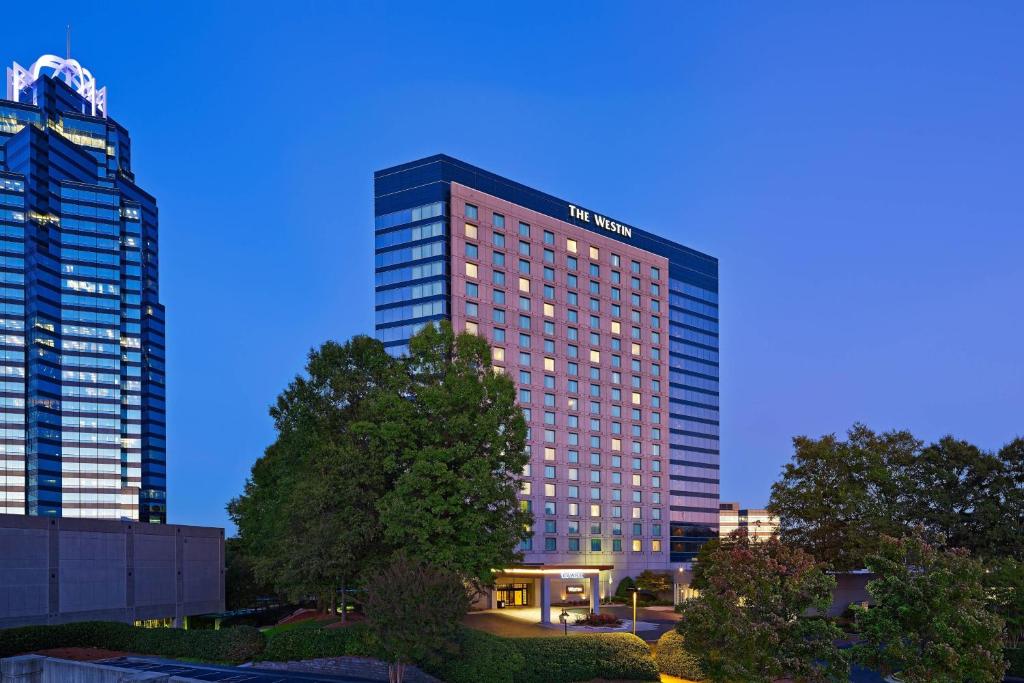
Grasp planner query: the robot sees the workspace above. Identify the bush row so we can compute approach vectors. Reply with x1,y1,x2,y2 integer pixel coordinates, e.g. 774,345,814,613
259,623,379,661
1007,648,1024,677
655,630,705,681
0,621,264,664
424,628,659,683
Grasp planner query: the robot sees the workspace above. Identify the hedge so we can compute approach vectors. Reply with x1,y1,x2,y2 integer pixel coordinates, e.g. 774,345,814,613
425,629,659,683
655,630,705,681
0,621,264,664
260,623,378,661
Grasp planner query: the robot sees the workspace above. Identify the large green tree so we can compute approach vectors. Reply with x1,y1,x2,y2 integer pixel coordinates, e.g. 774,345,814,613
377,321,531,586
853,534,1006,683
227,335,401,616
228,322,531,609
768,424,917,571
678,530,849,683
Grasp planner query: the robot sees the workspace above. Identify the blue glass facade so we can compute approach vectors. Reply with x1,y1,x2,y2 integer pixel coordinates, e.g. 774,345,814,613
374,155,719,563
0,59,166,522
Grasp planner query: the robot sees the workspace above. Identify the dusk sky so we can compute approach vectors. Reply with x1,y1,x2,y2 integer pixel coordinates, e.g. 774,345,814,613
3,2,1022,531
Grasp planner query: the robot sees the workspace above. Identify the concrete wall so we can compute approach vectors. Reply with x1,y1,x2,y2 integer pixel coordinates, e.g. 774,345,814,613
0,655,204,682
0,514,224,629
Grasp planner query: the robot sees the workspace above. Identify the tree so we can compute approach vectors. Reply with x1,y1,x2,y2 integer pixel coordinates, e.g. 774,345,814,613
986,557,1024,650
363,553,471,683
224,537,279,611
678,530,849,683
614,576,637,601
635,569,672,595
377,321,532,587
768,424,917,571
904,436,1007,558
227,336,403,617
852,534,1006,683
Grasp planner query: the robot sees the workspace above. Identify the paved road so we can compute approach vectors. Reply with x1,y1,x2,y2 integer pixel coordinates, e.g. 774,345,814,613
100,657,379,682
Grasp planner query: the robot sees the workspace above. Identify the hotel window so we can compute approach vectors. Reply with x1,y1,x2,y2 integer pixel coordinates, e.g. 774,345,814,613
544,230,554,245
544,357,555,371
466,204,478,220
568,468,579,481
466,302,478,317
567,257,578,272
632,507,642,519
590,504,601,517
611,438,621,451
631,260,640,273
493,212,506,228
519,259,530,274
611,321,621,334
651,539,662,552
519,295,531,311
632,539,642,552
494,328,506,342
493,347,505,362
612,539,622,551
545,537,557,551
465,262,478,278
590,487,600,500
544,483,556,496
517,278,530,294
519,389,531,402
544,248,554,263
465,223,477,239
569,503,579,516
521,481,531,494
611,254,621,267
589,264,600,277
650,283,660,296
519,315,530,329
612,506,622,518
568,538,580,551
652,460,661,472
465,321,478,334
466,282,478,297
544,391,555,405
612,270,621,284
568,274,578,290
652,508,662,520
631,277,641,290
519,240,530,256
632,343,641,355
590,350,600,363
519,370,531,384
519,221,530,237
591,539,602,551
493,251,505,266
543,303,555,318
589,246,599,260
493,310,505,323
611,287,621,301
545,502,556,515
494,231,505,246
566,238,577,253
568,485,579,498
493,289,505,304
493,270,505,285
650,266,660,280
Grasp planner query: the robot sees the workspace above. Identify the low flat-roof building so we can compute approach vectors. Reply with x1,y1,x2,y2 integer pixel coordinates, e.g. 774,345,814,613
0,513,224,629
719,502,778,541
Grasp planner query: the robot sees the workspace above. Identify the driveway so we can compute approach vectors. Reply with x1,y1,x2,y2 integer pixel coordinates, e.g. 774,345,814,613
99,657,382,682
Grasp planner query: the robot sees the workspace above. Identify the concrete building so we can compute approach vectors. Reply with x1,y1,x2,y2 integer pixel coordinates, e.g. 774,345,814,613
719,502,778,541
0,513,223,629
374,156,720,618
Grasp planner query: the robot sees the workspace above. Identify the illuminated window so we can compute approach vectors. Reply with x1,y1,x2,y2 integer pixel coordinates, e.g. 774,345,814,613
632,392,641,405
632,507,641,519
611,438,621,451
545,447,556,460
465,321,478,334
590,504,601,517
465,262,478,278
589,246,599,260
631,342,641,355
493,347,505,362
632,539,642,552
652,540,662,552
545,483,556,497
611,321,621,334
566,238,577,253
465,223,477,239
521,481,531,494
569,503,579,516
544,357,555,371
543,302,555,317
632,474,642,486
519,277,530,293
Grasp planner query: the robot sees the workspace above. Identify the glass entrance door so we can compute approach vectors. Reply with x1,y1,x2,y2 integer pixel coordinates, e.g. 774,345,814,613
496,583,530,606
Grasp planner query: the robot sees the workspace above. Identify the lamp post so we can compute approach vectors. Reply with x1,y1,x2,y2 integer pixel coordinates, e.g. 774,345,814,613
559,608,570,636
629,587,638,636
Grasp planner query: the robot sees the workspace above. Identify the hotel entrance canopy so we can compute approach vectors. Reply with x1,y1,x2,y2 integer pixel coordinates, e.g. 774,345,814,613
492,564,614,623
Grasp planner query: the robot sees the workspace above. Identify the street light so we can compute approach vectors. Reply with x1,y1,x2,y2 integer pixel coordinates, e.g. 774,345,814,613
558,608,570,636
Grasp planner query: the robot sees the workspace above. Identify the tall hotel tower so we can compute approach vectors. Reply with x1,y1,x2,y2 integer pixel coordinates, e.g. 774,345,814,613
375,156,717,599
0,56,166,522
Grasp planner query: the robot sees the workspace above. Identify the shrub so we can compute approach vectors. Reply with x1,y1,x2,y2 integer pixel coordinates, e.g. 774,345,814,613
511,633,659,683
259,623,378,661
573,611,623,627
423,628,523,683
0,621,264,664
655,630,705,681
615,576,636,599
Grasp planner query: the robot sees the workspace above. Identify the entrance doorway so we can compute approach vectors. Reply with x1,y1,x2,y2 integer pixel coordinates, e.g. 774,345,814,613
496,582,530,607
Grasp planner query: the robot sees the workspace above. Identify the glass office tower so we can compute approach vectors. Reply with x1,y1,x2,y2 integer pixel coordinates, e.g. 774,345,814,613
374,155,718,573
0,56,166,522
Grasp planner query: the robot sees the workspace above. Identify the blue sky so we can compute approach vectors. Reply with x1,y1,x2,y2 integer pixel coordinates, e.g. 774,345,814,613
3,2,1022,530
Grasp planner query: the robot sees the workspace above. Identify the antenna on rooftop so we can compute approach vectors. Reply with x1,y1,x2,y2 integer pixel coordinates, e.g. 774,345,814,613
66,24,71,60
